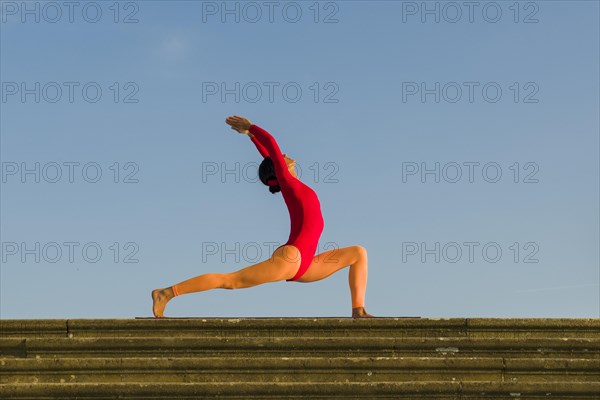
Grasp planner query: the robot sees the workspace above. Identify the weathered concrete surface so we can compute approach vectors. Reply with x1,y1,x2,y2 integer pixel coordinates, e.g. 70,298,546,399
2,318,599,338
1,382,599,398
1,318,599,399
2,336,598,358
2,356,599,384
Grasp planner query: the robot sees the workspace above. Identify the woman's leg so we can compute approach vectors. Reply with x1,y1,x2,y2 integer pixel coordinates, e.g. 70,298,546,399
295,245,372,316
152,245,301,317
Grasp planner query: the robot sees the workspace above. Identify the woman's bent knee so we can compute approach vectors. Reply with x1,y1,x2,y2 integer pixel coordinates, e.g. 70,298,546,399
353,245,367,261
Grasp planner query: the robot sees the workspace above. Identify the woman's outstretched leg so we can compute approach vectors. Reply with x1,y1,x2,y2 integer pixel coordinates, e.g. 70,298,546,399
171,273,229,296
295,245,374,317
151,273,225,318
152,245,301,318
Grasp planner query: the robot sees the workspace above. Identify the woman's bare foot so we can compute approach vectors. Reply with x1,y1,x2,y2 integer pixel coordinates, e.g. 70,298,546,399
352,306,375,318
152,287,175,318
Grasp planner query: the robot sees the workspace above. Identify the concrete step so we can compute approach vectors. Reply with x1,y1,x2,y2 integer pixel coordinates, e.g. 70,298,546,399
2,336,598,358
1,381,599,399
1,318,597,399
1,356,598,384
2,318,599,339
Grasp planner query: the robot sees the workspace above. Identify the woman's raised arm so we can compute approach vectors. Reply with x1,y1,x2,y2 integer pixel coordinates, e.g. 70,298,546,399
247,124,291,180
226,115,267,157
248,131,269,158
226,116,291,179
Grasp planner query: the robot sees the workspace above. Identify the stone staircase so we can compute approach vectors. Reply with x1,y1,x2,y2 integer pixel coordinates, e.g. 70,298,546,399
1,318,598,399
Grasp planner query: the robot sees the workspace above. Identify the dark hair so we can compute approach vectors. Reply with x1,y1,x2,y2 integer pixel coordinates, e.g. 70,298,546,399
259,157,281,194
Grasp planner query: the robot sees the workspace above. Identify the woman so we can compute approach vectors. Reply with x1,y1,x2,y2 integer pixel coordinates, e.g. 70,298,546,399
152,116,374,318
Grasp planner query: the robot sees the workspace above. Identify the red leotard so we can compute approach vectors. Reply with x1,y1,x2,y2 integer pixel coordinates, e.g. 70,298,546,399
249,124,325,282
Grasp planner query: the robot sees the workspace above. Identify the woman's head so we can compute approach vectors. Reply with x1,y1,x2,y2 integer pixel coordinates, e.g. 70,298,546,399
259,157,280,193
259,155,297,194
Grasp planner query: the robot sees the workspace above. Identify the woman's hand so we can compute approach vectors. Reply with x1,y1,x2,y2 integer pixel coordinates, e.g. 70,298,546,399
229,126,249,135
226,115,252,134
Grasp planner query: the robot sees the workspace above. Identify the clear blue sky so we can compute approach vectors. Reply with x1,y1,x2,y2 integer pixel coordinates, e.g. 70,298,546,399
1,1,598,319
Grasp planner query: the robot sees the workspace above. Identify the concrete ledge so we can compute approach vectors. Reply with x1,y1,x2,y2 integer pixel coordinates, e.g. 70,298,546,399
2,356,598,384
2,318,599,338
2,337,598,360
1,381,599,398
